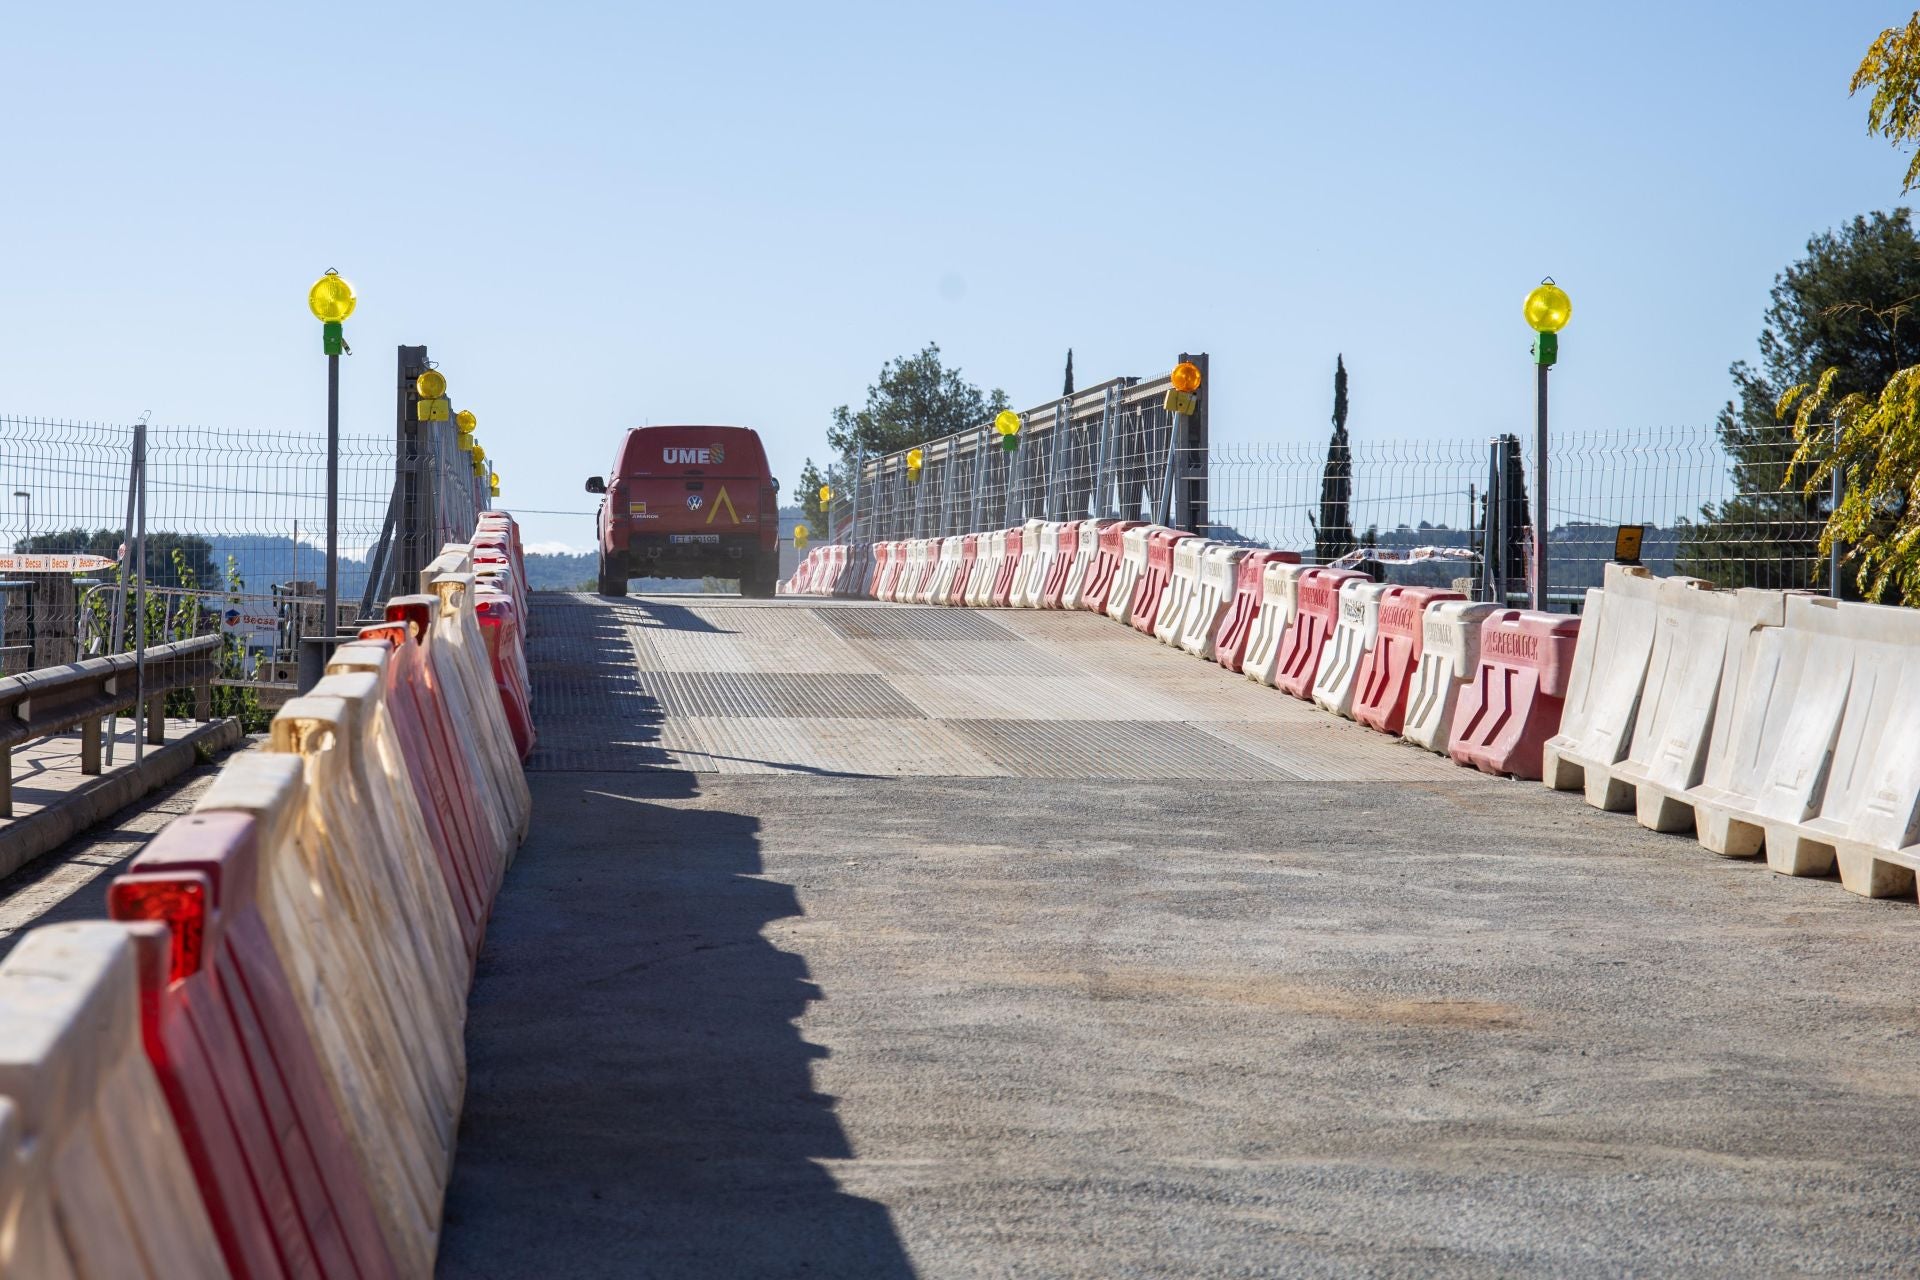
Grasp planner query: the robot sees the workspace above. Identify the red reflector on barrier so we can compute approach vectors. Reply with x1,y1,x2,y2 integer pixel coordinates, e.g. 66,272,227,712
107,877,209,983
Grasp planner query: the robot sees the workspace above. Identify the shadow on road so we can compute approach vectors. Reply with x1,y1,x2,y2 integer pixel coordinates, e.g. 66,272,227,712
438,771,915,1279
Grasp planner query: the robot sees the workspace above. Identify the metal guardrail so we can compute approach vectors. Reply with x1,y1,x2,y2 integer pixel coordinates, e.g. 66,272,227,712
0,633,221,817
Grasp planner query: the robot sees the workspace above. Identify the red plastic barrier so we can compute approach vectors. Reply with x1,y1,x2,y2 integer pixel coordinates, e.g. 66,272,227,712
1082,520,1144,613
990,528,1025,607
380,601,513,903
1448,609,1583,780
949,535,979,605
1273,567,1368,699
1212,550,1301,674
1353,585,1464,735
341,630,490,953
1038,521,1082,608
473,589,535,760
867,543,892,599
109,812,399,1280
1129,528,1194,636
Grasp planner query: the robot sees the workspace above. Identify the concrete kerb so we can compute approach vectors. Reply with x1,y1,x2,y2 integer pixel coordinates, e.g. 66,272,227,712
0,718,244,881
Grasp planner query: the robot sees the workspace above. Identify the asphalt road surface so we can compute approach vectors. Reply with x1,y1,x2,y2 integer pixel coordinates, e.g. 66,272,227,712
436,594,1920,1278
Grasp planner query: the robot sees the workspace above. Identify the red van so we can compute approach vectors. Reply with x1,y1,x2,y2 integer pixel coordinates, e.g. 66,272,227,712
586,425,782,597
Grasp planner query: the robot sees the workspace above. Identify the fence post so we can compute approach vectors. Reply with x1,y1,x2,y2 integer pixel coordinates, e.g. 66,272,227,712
1091,386,1115,519
1830,417,1842,599
969,427,987,533
1046,399,1066,521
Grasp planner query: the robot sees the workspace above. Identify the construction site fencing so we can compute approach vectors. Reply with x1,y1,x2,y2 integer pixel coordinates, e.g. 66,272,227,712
826,413,1834,605
827,355,1210,543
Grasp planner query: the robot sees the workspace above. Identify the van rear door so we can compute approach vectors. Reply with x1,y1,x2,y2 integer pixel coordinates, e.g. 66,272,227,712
618,427,771,543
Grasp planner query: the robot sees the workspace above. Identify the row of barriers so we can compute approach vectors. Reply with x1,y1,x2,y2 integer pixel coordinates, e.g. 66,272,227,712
782,520,1584,781
792,526,1920,908
0,509,536,1279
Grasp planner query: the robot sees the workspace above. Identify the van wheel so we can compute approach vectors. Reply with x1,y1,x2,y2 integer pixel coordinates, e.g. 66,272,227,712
739,557,777,599
598,551,629,597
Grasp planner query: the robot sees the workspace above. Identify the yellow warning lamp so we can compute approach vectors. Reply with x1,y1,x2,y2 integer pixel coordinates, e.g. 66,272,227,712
993,410,1020,436
415,367,451,422
1170,362,1202,393
819,484,832,505
307,270,356,354
455,409,477,433
1524,280,1572,334
489,472,501,498
472,443,486,464
793,523,810,550
906,446,925,481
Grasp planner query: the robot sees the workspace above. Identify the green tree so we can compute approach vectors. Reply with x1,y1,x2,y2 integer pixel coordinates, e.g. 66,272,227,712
1062,348,1074,397
1310,355,1356,564
1679,210,1920,590
827,342,1010,465
797,458,832,538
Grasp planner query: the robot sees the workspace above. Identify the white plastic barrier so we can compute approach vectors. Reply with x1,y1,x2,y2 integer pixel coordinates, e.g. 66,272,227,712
1178,543,1248,660
925,537,960,605
1015,519,1053,608
1059,519,1110,611
1104,525,1152,626
895,541,924,603
967,531,1003,608
1686,595,1920,896
424,559,534,843
1153,537,1213,646
1402,600,1501,752
1541,564,1671,808
1311,578,1388,718
1596,579,1787,835
907,539,937,604
0,923,232,1278
1243,561,1310,687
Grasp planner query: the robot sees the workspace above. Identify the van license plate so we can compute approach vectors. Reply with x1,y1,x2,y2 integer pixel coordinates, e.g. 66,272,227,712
670,534,719,544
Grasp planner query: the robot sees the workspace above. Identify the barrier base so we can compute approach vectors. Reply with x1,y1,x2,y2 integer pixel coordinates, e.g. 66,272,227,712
1541,747,1636,812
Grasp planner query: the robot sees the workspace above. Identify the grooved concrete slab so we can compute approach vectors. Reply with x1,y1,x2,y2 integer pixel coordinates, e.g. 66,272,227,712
525,594,1495,782
445,592,1920,1278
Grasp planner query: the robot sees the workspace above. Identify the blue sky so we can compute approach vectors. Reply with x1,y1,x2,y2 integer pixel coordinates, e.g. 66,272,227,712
1,1,1911,551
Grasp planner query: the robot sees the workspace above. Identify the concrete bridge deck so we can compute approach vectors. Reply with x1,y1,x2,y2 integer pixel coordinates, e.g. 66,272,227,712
437,593,1920,1278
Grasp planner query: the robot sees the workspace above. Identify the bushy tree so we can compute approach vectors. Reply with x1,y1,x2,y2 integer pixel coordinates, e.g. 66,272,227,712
1679,210,1920,591
827,343,1010,464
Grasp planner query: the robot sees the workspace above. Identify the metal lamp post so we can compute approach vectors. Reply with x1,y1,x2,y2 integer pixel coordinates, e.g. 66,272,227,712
307,270,356,638
1523,279,1571,610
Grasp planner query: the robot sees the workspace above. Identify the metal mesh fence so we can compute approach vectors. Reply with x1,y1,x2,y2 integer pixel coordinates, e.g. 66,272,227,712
823,410,1834,606
0,406,495,691
1204,424,1830,601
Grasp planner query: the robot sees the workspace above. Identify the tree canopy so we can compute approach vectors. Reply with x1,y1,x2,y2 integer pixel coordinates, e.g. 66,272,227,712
826,343,1010,464
1681,210,1920,591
